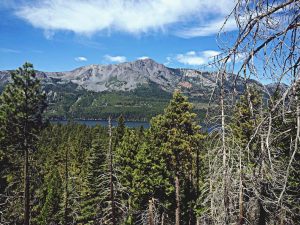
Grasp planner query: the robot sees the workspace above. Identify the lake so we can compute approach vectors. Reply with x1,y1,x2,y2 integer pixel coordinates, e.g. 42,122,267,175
51,119,150,128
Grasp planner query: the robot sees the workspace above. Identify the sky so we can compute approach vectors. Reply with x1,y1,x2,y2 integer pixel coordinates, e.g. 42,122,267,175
0,0,237,72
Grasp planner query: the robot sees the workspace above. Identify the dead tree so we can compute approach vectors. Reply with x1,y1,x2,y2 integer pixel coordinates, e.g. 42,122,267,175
97,117,128,224
203,0,300,224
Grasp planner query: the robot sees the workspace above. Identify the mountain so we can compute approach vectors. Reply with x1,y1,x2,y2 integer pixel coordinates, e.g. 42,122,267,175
0,58,268,121
0,58,248,93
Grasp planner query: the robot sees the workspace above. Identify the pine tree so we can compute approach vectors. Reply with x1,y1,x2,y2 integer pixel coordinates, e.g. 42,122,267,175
132,135,173,224
0,62,47,225
115,129,139,190
96,117,127,225
37,169,63,225
115,128,142,223
150,91,201,225
79,134,106,223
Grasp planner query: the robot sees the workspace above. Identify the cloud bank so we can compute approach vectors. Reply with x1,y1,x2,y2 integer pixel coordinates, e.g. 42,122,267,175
176,50,220,66
14,0,236,37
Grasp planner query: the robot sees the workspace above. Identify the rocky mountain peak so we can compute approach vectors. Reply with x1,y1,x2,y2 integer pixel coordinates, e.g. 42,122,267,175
39,58,184,92
0,58,269,95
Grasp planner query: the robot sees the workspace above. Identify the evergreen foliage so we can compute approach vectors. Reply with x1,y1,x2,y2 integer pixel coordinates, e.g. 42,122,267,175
0,63,299,224
0,62,47,224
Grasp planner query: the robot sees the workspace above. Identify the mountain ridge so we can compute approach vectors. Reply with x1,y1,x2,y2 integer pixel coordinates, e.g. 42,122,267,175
0,58,286,121
0,58,239,93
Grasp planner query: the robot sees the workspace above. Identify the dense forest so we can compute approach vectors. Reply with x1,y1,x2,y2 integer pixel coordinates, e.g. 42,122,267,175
0,62,299,224
0,0,299,224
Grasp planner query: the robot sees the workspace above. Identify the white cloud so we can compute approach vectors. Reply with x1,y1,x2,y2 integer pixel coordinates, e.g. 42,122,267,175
14,0,235,37
104,55,127,63
176,17,237,38
75,56,87,62
138,56,149,60
176,50,220,66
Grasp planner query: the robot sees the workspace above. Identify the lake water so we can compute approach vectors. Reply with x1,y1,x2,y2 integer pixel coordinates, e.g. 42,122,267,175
51,120,150,128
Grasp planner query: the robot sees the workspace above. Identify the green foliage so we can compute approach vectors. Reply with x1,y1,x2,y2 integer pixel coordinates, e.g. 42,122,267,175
42,80,209,121
37,169,63,225
0,62,47,224
0,62,47,149
115,129,141,222
149,91,202,223
79,134,106,223
132,135,173,208
152,91,201,170
231,87,262,151
116,129,139,189
46,82,172,121
1,64,299,224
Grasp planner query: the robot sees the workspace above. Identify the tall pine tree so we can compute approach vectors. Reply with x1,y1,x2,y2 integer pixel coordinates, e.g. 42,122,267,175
79,134,106,224
0,62,47,225
150,91,201,225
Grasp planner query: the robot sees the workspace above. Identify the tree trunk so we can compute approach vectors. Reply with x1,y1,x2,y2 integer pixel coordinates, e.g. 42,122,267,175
161,212,165,225
24,143,30,225
238,136,244,225
237,175,244,225
175,172,181,225
258,182,266,225
258,200,266,225
148,198,154,225
196,146,200,197
258,105,267,225
108,117,116,225
188,173,195,225
221,71,230,225
279,208,285,225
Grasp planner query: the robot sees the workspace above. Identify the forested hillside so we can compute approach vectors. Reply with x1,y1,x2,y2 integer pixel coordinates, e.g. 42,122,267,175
0,59,260,121
0,61,299,224
0,0,299,224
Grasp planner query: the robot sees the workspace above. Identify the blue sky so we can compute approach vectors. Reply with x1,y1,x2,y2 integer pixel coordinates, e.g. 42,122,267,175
0,0,237,72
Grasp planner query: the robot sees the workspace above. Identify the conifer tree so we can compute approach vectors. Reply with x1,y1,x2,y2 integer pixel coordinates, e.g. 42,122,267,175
0,62,47,225
133,135,173,224
115,129,141,223
150,91,201,225
79,134,106,223
97,117,127,225
115,129,138,189
38,169,63,225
